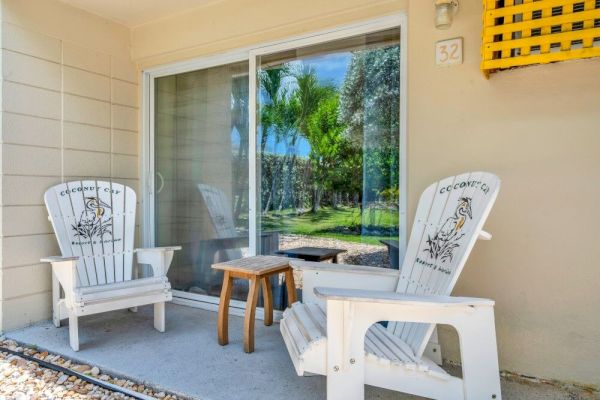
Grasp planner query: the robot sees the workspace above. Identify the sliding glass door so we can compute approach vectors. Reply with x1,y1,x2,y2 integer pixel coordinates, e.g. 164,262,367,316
154,61,251,300
146,17,405,308
255,28,402,269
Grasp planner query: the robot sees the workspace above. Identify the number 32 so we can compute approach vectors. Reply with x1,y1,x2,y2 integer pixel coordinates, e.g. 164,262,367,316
439,43,459,62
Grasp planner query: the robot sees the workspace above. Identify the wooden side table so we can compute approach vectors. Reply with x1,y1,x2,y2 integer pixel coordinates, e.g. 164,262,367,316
211,255,296,353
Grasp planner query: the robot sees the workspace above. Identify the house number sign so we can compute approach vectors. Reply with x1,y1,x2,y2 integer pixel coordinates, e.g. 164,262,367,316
435,37,463,66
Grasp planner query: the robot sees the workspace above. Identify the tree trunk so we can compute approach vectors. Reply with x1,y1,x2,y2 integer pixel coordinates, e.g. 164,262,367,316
312,187,322,213
277,189,285,211
265,155,285,213
263,191,272,214
233,137,247,221
260,126,269,154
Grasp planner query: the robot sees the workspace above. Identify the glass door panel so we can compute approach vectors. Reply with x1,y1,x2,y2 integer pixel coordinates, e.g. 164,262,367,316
256,28,402,269
154,61,250,300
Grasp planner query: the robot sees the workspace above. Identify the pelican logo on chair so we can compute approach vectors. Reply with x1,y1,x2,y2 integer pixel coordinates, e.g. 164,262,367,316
424,197,472,263
72,197,113,239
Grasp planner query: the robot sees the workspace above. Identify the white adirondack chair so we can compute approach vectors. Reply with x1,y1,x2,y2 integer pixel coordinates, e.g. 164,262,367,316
280,172,502,400
41,181,181,351
198,183,245,261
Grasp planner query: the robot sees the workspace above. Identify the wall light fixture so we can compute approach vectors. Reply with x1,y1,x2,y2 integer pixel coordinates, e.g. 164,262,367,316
435,0,459,29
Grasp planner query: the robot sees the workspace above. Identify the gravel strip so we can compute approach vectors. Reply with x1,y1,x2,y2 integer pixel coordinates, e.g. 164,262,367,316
0,339,177,400
279,234,391,268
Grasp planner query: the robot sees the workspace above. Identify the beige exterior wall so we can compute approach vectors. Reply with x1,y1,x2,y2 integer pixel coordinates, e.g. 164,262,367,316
131,0,408,68
407,1,600,388
128,0,600,387
0,0,139,330
0,0,598,389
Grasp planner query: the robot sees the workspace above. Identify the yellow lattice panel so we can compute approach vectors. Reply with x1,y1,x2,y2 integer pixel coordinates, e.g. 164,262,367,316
482,0,600,76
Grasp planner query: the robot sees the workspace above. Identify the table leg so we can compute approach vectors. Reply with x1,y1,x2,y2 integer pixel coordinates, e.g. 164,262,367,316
261,276,273,326
217,271,233,346
284,268,297,306
244,276,260,353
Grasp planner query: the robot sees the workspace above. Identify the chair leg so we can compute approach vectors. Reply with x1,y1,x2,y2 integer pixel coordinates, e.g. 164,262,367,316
326,300,365,400
458,307,502,400
154,302,166,332
52,273,61,328
129,266,139,313
68,314,79,352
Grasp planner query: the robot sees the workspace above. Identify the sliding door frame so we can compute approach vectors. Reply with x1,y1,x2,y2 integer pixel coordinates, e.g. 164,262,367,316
141,13,408,313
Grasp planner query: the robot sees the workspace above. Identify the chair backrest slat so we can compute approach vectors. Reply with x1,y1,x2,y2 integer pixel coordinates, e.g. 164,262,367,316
44,180,136,287
111,181,126,282
122,184,136,280
97,181,116,283
388,172,500,357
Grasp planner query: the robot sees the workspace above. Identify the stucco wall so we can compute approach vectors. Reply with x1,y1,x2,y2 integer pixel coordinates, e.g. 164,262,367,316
131,0,408,68
407,1,600,387
128,0,600,387
0,0,139,330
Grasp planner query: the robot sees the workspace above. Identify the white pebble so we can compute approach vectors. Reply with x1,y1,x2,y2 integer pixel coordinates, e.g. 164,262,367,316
56,374,68,385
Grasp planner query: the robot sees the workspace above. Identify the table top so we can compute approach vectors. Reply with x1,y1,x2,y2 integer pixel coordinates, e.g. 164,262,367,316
380,239,400,249
211,255,291,275
277,246,347,258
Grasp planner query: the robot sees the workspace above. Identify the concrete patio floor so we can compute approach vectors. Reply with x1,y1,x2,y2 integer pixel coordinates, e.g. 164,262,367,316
5,303,592,400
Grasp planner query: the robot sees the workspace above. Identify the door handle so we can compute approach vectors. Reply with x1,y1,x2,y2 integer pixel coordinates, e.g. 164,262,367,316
156,172,165,194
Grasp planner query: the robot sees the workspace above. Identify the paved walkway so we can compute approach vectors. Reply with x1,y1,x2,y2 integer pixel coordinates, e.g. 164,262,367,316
6,304,592,400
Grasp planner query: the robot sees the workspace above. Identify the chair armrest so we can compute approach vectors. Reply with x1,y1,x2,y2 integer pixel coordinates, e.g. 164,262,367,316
134,246,182,253
318,287,497,373
315,286,496,353
292,261,400,304
290,260,399,276
41,256,78,301
478,230,492,240
135,246,181,277
314,287,494,307
41,256,79,263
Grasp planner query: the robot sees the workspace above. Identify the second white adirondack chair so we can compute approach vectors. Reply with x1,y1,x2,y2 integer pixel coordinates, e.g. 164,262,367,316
198,183,245,261
280,172,502,399
41,181,181,351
